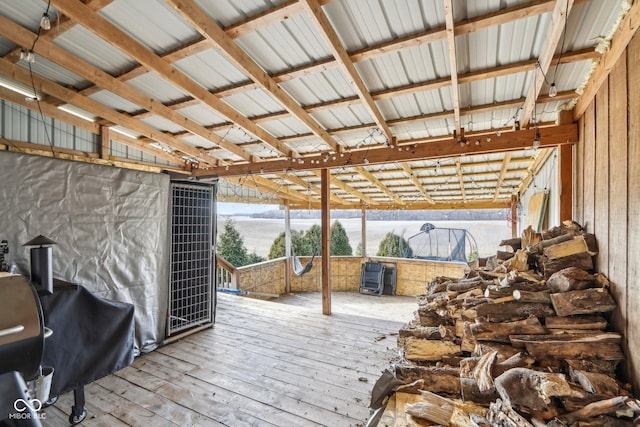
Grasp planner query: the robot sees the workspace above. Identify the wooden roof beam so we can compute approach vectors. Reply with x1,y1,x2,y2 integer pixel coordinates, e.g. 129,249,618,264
493,152,513,202
166,0,339,154
0,57,202,166
444,0,461,133
455,157,466,202
520,0,574,127
300,0,394,144
0,15,256,163
199,123,576,178
354,166,405,206
399,163,435,204
574,0,640,118
324,173,376,206
279,173,344,205
52,0,295,159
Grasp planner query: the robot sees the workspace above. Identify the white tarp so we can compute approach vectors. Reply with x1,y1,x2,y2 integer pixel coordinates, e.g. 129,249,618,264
0,152,169,353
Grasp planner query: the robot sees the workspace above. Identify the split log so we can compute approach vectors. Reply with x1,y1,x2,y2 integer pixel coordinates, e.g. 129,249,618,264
487,398,534,427
398,321,456,346
545,315,608,330
395,364,461,395
543,252,594,278
497,250,515,261
512,290,551,304
494,368,573,411
522,226,542,248
558,396,630,425
569,369,620,396
469,316,547,343
547,267,597,293
484,282,548,299
550,288,616,317
474,301,555,322
404,391,455,425
404,337,462,362
529,233,575,254
461,321,477,352
460,377,499,404
507,249,530,272
543,235,597,260
485,255,500,271
493,352,536,377
446,278,490,293
417,308,450,327
541,220,584,240
510,333,624,361
473,351,499,392
499,237,522,251
417,290,449,305
564,359,620,376
474,342,521,361
395,379,425,394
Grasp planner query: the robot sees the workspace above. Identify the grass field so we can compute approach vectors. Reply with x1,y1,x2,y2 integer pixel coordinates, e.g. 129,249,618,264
219,216,513,259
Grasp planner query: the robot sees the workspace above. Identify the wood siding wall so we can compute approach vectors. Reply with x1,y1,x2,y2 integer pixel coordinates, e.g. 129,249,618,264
574,31,640,391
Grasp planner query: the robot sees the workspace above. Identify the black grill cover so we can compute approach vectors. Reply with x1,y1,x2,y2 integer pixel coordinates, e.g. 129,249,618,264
39,281,135,396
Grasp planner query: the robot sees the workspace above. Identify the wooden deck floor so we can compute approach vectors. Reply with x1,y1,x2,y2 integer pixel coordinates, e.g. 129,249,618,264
43,292,414,426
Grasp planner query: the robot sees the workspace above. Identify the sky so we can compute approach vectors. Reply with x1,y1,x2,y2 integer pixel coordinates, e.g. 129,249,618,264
217,202,274,216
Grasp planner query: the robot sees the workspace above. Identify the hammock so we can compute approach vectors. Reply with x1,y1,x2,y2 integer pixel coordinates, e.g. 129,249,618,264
292,247,317,276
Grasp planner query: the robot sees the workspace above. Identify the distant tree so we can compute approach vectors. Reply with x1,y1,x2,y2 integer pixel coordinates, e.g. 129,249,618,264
377,232,412,258
330,220,352,255
217,218,247,267
268,230,305,259
355,242,363,256
302,224,322,256
245,251,266,265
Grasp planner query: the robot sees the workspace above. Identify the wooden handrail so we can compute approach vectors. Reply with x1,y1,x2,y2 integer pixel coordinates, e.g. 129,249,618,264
216,254,238,289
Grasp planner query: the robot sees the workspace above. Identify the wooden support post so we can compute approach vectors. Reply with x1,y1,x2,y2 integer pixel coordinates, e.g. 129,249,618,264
511,194,518,238
321,168,331,315
284,201,291,294
361,203,367,257
559,143,573,222
100,126,110,160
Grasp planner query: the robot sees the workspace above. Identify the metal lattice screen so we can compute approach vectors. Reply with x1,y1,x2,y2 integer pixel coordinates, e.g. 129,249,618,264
168,182,215,336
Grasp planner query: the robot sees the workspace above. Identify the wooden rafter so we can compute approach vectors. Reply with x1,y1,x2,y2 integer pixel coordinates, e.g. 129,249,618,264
455,158,466,202
198,123,576,177
399,163,434,204
279,173,344,205
444,0,461,133
493,152,513,202
227,175,310,203
51,0,294,159
520,0,574,127
300,0,394,144
518,148,555,194
110,0,590,127
325,174,375,206
166,0,338,154
0,15,255,163
0,138,185,173
354,166,405,206
0,57,201,166
574,0,640,118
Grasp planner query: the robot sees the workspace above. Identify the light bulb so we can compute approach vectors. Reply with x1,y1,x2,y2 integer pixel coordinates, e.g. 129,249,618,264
533,131,541,149
549,83,558,97
40,13,51,30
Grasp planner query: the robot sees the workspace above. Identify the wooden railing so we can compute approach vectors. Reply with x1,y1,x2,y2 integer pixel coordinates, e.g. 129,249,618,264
215,255,238,290
218,255,467,297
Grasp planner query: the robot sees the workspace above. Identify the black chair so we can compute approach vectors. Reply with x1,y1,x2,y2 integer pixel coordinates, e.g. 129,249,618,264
359,262,385,296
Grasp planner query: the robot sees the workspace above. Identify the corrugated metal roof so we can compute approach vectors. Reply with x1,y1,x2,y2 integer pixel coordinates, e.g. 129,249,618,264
0,0,632,209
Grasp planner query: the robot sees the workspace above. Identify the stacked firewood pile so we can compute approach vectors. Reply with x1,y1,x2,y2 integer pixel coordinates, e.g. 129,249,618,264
377,221,640,427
